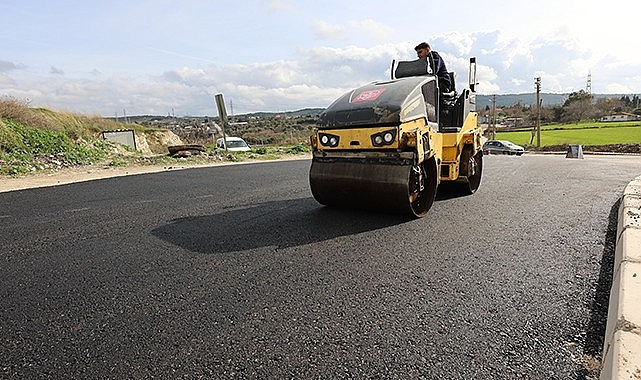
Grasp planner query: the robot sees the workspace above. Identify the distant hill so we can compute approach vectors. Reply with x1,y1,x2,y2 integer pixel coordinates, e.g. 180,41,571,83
476,93,636,109
241,108,325,119
476,93,568,109
247,94,632,116
125,94,636,121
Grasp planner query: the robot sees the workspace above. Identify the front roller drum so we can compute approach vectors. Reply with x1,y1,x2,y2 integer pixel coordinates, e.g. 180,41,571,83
309,157,438,218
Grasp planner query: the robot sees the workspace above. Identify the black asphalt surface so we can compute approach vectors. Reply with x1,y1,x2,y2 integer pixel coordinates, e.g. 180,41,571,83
1,154,640,379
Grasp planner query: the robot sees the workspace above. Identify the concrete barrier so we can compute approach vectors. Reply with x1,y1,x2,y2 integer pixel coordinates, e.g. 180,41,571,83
566,144,584,159
601,175,641,379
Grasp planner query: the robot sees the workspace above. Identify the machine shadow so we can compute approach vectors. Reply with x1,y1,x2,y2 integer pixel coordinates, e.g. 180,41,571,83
151,197,414,254
435,182,474,201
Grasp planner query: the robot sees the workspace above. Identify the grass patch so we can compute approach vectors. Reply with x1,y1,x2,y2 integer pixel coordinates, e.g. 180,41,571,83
540,120,641,131
496,125,641,147
0,117,108,176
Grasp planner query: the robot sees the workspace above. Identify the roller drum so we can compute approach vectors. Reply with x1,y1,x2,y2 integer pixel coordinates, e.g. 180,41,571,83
309,157,432,217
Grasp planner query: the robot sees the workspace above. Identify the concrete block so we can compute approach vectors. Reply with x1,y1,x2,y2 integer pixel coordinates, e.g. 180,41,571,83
603,260,641,370
614,228,641,273
565,144,584,158
620,196,641,231
600,330,641,380
624,176,641,197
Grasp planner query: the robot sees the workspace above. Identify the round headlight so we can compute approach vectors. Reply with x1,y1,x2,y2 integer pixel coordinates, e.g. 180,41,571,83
321,135,329,144
374,135,383,145
383,132,394,143
329,137,338,146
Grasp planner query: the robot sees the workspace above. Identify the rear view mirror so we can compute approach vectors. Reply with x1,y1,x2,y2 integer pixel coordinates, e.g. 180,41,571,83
469,57,477,92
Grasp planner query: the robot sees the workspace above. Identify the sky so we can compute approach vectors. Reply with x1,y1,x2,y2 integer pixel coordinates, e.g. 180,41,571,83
2,0,640,116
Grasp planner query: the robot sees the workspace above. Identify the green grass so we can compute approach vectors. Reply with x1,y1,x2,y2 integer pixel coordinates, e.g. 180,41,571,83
540,120,641,131
496,124,641,146
0,118,109,175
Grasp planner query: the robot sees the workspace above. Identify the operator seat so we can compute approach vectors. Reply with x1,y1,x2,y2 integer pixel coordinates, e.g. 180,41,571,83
439,72,462,132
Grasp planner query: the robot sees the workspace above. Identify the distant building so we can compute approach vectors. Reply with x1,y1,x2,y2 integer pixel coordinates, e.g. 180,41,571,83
504,117,524,128
600,113,641,122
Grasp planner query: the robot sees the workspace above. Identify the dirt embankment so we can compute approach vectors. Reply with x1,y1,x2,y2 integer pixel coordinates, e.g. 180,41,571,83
135,130,183,154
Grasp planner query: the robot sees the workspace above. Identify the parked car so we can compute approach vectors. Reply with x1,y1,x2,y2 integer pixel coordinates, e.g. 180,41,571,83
216,137,251,152
483,140,525,156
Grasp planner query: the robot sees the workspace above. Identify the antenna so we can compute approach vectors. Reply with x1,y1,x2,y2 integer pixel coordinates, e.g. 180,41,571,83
586,71,592,94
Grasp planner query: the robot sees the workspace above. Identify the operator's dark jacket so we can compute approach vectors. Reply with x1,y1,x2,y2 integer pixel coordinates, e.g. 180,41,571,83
429,51,452,93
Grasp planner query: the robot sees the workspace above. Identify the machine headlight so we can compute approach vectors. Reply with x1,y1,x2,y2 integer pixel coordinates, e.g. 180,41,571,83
318,133,340,147
371,129,397,147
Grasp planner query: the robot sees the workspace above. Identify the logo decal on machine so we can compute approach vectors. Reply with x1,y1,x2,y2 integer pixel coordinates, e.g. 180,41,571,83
351,89,385,103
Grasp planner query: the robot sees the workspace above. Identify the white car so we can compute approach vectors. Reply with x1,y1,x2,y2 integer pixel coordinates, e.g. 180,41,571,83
216,137,251,152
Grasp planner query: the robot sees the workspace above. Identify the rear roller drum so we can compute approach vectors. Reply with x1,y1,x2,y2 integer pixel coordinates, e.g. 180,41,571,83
458,147,483,194
408,157,438,217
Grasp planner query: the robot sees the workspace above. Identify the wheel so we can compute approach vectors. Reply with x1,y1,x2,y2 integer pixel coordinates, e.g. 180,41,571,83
407,157,438,217
458,147,483,194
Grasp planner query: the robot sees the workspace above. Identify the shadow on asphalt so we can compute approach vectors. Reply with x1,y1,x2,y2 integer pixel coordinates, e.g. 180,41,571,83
435,182,477,201
579,198,620,378
151,197,415,254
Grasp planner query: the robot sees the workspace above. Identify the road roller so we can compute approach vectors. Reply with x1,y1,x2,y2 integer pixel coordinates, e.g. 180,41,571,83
309,57,483,217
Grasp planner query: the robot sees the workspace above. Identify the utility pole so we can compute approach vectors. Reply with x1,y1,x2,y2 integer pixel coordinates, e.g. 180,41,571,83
215,94,229,151
535,77,541,147
491,94,497,140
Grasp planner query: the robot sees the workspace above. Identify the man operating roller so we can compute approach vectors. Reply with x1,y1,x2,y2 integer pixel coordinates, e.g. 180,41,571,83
415,42,452,93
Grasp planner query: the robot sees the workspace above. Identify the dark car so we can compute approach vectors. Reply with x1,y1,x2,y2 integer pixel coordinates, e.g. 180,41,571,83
483,140,525,155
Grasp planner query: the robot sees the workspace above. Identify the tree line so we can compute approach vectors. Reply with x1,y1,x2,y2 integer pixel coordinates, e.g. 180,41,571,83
480,91,641,127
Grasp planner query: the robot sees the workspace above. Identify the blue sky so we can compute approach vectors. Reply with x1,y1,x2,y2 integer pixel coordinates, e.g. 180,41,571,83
2,0,640,116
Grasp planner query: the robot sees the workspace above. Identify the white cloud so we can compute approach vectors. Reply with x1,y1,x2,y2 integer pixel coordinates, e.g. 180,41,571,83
50,66,64,75
314,19,393,42
348,19,393,41
3,27,641,116
0,61,26,72
0,74,16,86
606,83,632,93
435,32,475,56
313,21,347,41
261,0,295,13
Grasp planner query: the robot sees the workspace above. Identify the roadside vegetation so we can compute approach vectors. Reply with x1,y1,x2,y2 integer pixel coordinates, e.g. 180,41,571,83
0,98,312,177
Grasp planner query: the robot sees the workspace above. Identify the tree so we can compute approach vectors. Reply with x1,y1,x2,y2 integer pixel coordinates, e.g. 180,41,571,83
561,90,595,122
595,97,626,118
563,90,593,107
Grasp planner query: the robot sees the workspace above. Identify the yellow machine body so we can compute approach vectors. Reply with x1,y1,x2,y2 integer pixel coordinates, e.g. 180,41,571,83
309,58,483,217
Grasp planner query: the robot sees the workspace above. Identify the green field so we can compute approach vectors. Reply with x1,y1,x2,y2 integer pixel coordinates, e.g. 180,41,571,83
494,121,641,147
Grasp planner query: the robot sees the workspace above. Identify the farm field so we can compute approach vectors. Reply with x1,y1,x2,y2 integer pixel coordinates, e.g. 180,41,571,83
494,121,641,148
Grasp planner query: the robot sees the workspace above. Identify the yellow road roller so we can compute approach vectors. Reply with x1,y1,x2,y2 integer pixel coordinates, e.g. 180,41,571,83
309,57,483,217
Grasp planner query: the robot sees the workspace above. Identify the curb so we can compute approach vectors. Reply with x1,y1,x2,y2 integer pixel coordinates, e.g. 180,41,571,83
601,175,641,379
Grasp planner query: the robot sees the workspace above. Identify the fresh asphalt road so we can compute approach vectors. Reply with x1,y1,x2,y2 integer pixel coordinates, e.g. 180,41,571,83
1,154,640,379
